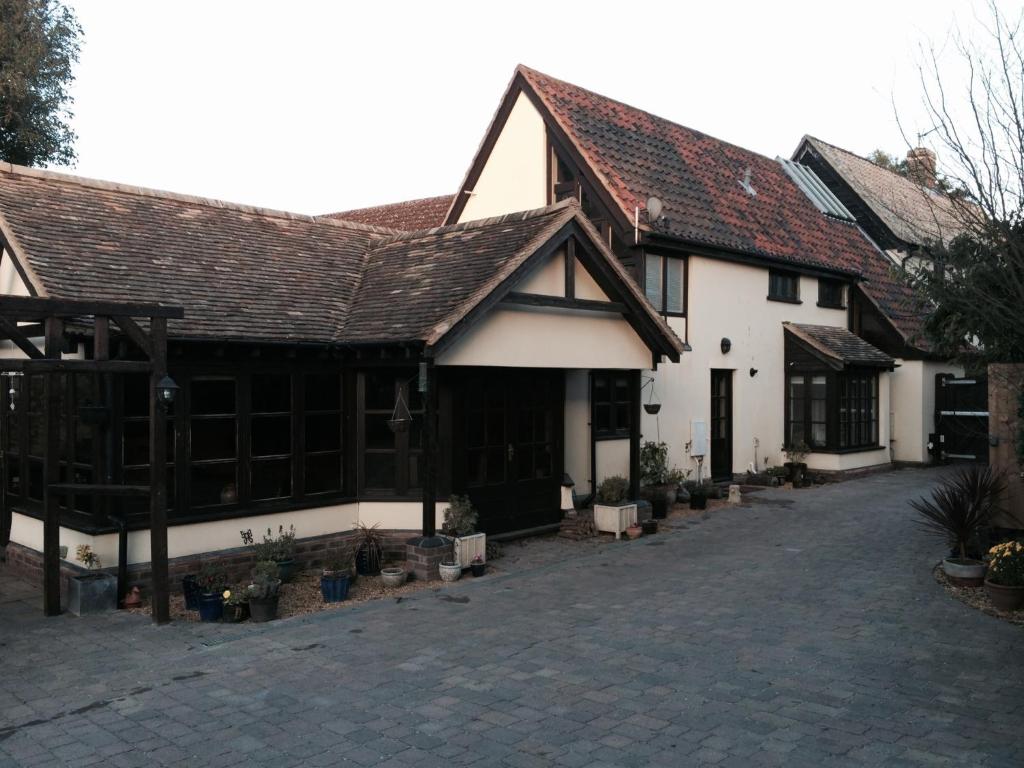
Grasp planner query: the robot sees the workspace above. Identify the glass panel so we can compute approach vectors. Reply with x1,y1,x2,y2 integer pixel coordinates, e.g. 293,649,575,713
364,371,395,411
305,452,341,494
252,457,291,500
252,374,290,413
306,373,341,411
123,421,150,466
666,258,684,313
594,403,611,433
306,413,341,452
123,467,175,513
123,373,150,418
191,462,237,507
191,379,235,416
365,413,394,450
407,453,420,490
364,452,395,490
467,413,485,448
593,375,609,404
645,253,663,309
486,447,506,485
252,414,291,457
191,418,236,461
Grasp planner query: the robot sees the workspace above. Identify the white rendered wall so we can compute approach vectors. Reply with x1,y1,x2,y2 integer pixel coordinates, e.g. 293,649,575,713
890,359,964,463
595,439,630,484
564,371,591,494
458,91,548,223
640,256,888,477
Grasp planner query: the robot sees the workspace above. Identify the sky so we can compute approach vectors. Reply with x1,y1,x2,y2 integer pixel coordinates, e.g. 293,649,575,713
60,0,1015,216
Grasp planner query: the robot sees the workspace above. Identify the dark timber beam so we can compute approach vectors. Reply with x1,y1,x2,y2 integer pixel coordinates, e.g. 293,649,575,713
629,370,641,502
0,317,43,358
420,359,438,538
0,359,153,374
0,296,184,320
42,316,63,616
501,291,626,314
112,315,153,359
149,316,170,625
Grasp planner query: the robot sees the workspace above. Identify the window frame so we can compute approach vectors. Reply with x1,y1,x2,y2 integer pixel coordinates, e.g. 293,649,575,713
768,270,801,303
817,278,846,309
356,369,424,499
591,371,633,440
785,369,881,453
643,251,687,317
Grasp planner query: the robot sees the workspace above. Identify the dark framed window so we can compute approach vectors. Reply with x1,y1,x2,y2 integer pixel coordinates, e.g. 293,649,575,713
768,270,800,303
592,371,632,439
644,253,686,315
786,370,880,452
304,373,343,495
359,369,423,496
818,279,845,309
188,377,238,508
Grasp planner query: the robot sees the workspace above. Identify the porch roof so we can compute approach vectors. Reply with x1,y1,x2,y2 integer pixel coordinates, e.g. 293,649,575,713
0,164,682,359
784,323,895,370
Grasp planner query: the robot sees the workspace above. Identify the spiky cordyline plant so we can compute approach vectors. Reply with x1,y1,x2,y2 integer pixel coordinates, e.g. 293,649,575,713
910,465,1006,560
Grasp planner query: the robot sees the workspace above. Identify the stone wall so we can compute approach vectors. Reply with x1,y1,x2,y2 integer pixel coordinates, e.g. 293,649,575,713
988,363,1024,529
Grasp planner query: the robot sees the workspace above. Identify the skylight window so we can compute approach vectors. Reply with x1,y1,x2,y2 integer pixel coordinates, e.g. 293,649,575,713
777,158,855,221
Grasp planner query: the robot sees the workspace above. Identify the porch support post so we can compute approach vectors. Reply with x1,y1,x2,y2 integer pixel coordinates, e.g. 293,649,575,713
629,370,641,501
42,316,63,616
421,358,437,538
149,317,170,625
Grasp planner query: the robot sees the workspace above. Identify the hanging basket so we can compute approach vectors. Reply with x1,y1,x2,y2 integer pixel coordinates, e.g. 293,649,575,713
387,417,411,434
643,403,661,415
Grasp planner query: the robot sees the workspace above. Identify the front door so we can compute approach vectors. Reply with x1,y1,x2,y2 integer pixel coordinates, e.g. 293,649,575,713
453,369,563,535
710,370,733,481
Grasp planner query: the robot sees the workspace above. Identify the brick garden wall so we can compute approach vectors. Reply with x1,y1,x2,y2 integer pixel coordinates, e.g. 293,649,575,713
988,363,1024,529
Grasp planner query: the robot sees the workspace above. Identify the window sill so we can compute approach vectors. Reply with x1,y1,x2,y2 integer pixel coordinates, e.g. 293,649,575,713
767,296,802,304
594,433,631,442
808,445,886,455
661,311,687,319
816,302,846,310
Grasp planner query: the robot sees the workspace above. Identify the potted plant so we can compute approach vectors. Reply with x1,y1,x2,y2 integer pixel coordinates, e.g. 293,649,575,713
439,559,461,582
68,545,117,616
592,475,637,539
247,561,282,622
783,442,810,485
625,521,643,539
241,525,297,582
984,540,1024,611
182,574,201,610
911,465,1005,586
354,522,384,576
688,481,708,510
381,566,407,587
222,587,249,622
443,495,486,567
320,551,353,603
196,561,227,622
639,441,684,520
470,554,486,577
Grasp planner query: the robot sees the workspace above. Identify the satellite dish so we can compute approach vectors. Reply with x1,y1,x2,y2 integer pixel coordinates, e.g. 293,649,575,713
646,196,663,221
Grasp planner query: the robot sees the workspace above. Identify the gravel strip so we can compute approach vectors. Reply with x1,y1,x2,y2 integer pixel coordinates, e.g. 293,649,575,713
933,563,1024,626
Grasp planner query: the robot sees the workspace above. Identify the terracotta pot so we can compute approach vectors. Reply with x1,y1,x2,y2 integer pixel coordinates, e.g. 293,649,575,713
984,580,1024,612
625,525,643,540
943,558,987,588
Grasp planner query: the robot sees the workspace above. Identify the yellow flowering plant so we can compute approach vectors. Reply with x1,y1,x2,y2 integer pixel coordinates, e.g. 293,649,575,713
987,540,1024,587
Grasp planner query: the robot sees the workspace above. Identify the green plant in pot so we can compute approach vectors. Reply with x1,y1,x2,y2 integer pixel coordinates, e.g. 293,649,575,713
639,441,681,520
442,494,478,537
782,441,810,485
68,544,117,616
911,465,1005,586
355,522,384,576
984,540,1024,611
247,560,282,622
321,547,354,604
689,481,709,510
241,525,297,582
593,475,637,539
222,586,249,623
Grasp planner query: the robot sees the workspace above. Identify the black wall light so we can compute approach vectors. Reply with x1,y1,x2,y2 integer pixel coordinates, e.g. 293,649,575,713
750,368,758,377
720,337,731,354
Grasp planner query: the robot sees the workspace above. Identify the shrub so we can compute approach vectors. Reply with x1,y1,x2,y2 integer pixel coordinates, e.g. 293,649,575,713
596,475,629,505
443,495,478,536
783,441,810,465
222,587,248,606
240,525,296,562
75,544,101,569
911,465,1005,559
196,561,227,594
247,561,281,600
987,540,1024,586
640,441,669,485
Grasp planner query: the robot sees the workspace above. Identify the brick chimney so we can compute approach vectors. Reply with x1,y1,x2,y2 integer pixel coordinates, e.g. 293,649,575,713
906,147,937,188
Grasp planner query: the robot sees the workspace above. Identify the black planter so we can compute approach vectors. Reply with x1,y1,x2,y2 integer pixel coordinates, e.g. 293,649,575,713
320,573,351,603
222,602,249,623
356,545,382,576
182,575,201,611
470,562,486,577
784,462,807,485
689,494,707,510
641,519,658,535
249,595,279,623
197,593,224,622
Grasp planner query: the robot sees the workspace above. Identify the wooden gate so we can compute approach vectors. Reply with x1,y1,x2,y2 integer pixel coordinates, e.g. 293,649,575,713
934,374,989,463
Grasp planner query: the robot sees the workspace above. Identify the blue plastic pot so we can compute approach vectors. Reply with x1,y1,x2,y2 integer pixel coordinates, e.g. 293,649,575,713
320,573,351,603
197,593,224,622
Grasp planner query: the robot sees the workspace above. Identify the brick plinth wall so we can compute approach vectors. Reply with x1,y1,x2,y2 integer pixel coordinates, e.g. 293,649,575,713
406,537,453,582
3,528,429,597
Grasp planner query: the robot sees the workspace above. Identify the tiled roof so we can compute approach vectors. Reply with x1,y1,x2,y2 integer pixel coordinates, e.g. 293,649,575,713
785,323,894,368
517,65,880,276
514,66,928,349
327,194,455,231
797,137,961,247
0,164,681,357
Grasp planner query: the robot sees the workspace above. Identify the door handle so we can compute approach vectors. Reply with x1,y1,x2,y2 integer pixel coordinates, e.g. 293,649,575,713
507,443,515,462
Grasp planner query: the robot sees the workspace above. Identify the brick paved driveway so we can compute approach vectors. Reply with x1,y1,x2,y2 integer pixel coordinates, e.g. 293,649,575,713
1,467,1022,767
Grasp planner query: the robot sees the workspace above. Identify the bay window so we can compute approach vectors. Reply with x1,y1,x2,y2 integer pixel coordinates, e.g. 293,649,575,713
786,370,880,452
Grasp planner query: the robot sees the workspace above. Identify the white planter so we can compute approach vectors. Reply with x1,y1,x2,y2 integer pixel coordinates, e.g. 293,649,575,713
439,563,461,583
453,533,486,568
593,503,638,540
380,567,406,588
